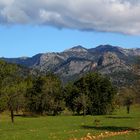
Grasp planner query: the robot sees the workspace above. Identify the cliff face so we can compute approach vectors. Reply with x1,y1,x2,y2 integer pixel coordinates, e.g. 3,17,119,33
2,45,140,86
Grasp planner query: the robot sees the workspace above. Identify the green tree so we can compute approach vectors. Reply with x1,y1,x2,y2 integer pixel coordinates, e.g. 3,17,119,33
118,87,135,114
26,74,64,115
2,80,27,122
63,83,80,114
25,76,44,114
132,56,140,103
41,74,64,115
0,60,27,122
73,93,89,115
64,73,117,115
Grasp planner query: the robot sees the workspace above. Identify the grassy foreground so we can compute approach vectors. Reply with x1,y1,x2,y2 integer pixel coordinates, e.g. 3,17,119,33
0,105,140,140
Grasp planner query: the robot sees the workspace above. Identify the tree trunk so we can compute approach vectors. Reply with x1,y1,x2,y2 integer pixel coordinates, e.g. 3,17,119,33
11,109,14,123
127,105,130,114
83,106,86,116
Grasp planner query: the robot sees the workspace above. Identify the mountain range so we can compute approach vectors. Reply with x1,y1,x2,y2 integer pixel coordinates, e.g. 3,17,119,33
2,45,140,86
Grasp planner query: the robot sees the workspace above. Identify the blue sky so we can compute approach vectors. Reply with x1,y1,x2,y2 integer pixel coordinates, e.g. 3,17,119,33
0,0,140,58
0,25,140,58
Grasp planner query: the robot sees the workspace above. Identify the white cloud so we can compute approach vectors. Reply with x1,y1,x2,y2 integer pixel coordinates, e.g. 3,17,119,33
0,0,140,34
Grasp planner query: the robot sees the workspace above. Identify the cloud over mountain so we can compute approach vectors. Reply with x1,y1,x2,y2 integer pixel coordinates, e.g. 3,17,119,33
0,0,140,35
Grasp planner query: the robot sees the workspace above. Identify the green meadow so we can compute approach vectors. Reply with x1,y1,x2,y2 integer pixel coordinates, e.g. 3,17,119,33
0,105,139,140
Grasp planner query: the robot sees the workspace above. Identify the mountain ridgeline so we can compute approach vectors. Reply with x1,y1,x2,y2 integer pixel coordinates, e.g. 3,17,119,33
2,45,140,86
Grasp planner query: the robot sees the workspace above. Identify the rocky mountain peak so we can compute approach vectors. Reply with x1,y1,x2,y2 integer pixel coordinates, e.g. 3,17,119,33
96,44,114,49
96,44,120,51
64,45,87,53
88,44,121,54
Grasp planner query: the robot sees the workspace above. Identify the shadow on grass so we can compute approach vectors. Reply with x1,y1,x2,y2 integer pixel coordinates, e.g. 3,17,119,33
14,114,39,118
106,116,133,119
81,125,139,132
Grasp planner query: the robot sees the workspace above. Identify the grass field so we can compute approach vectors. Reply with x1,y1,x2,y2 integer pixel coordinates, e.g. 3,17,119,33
0,105,139,140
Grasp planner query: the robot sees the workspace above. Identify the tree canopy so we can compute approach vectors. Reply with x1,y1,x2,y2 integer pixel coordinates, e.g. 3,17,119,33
64,73,117,115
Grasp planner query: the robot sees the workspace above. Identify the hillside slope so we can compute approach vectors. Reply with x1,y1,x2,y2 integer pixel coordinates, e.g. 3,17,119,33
2,45,140,86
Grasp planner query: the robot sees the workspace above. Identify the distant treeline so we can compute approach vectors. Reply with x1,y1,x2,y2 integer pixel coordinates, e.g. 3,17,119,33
0,60,139,123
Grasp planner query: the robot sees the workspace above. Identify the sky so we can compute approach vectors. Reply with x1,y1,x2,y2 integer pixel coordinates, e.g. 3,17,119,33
0,0,140,58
